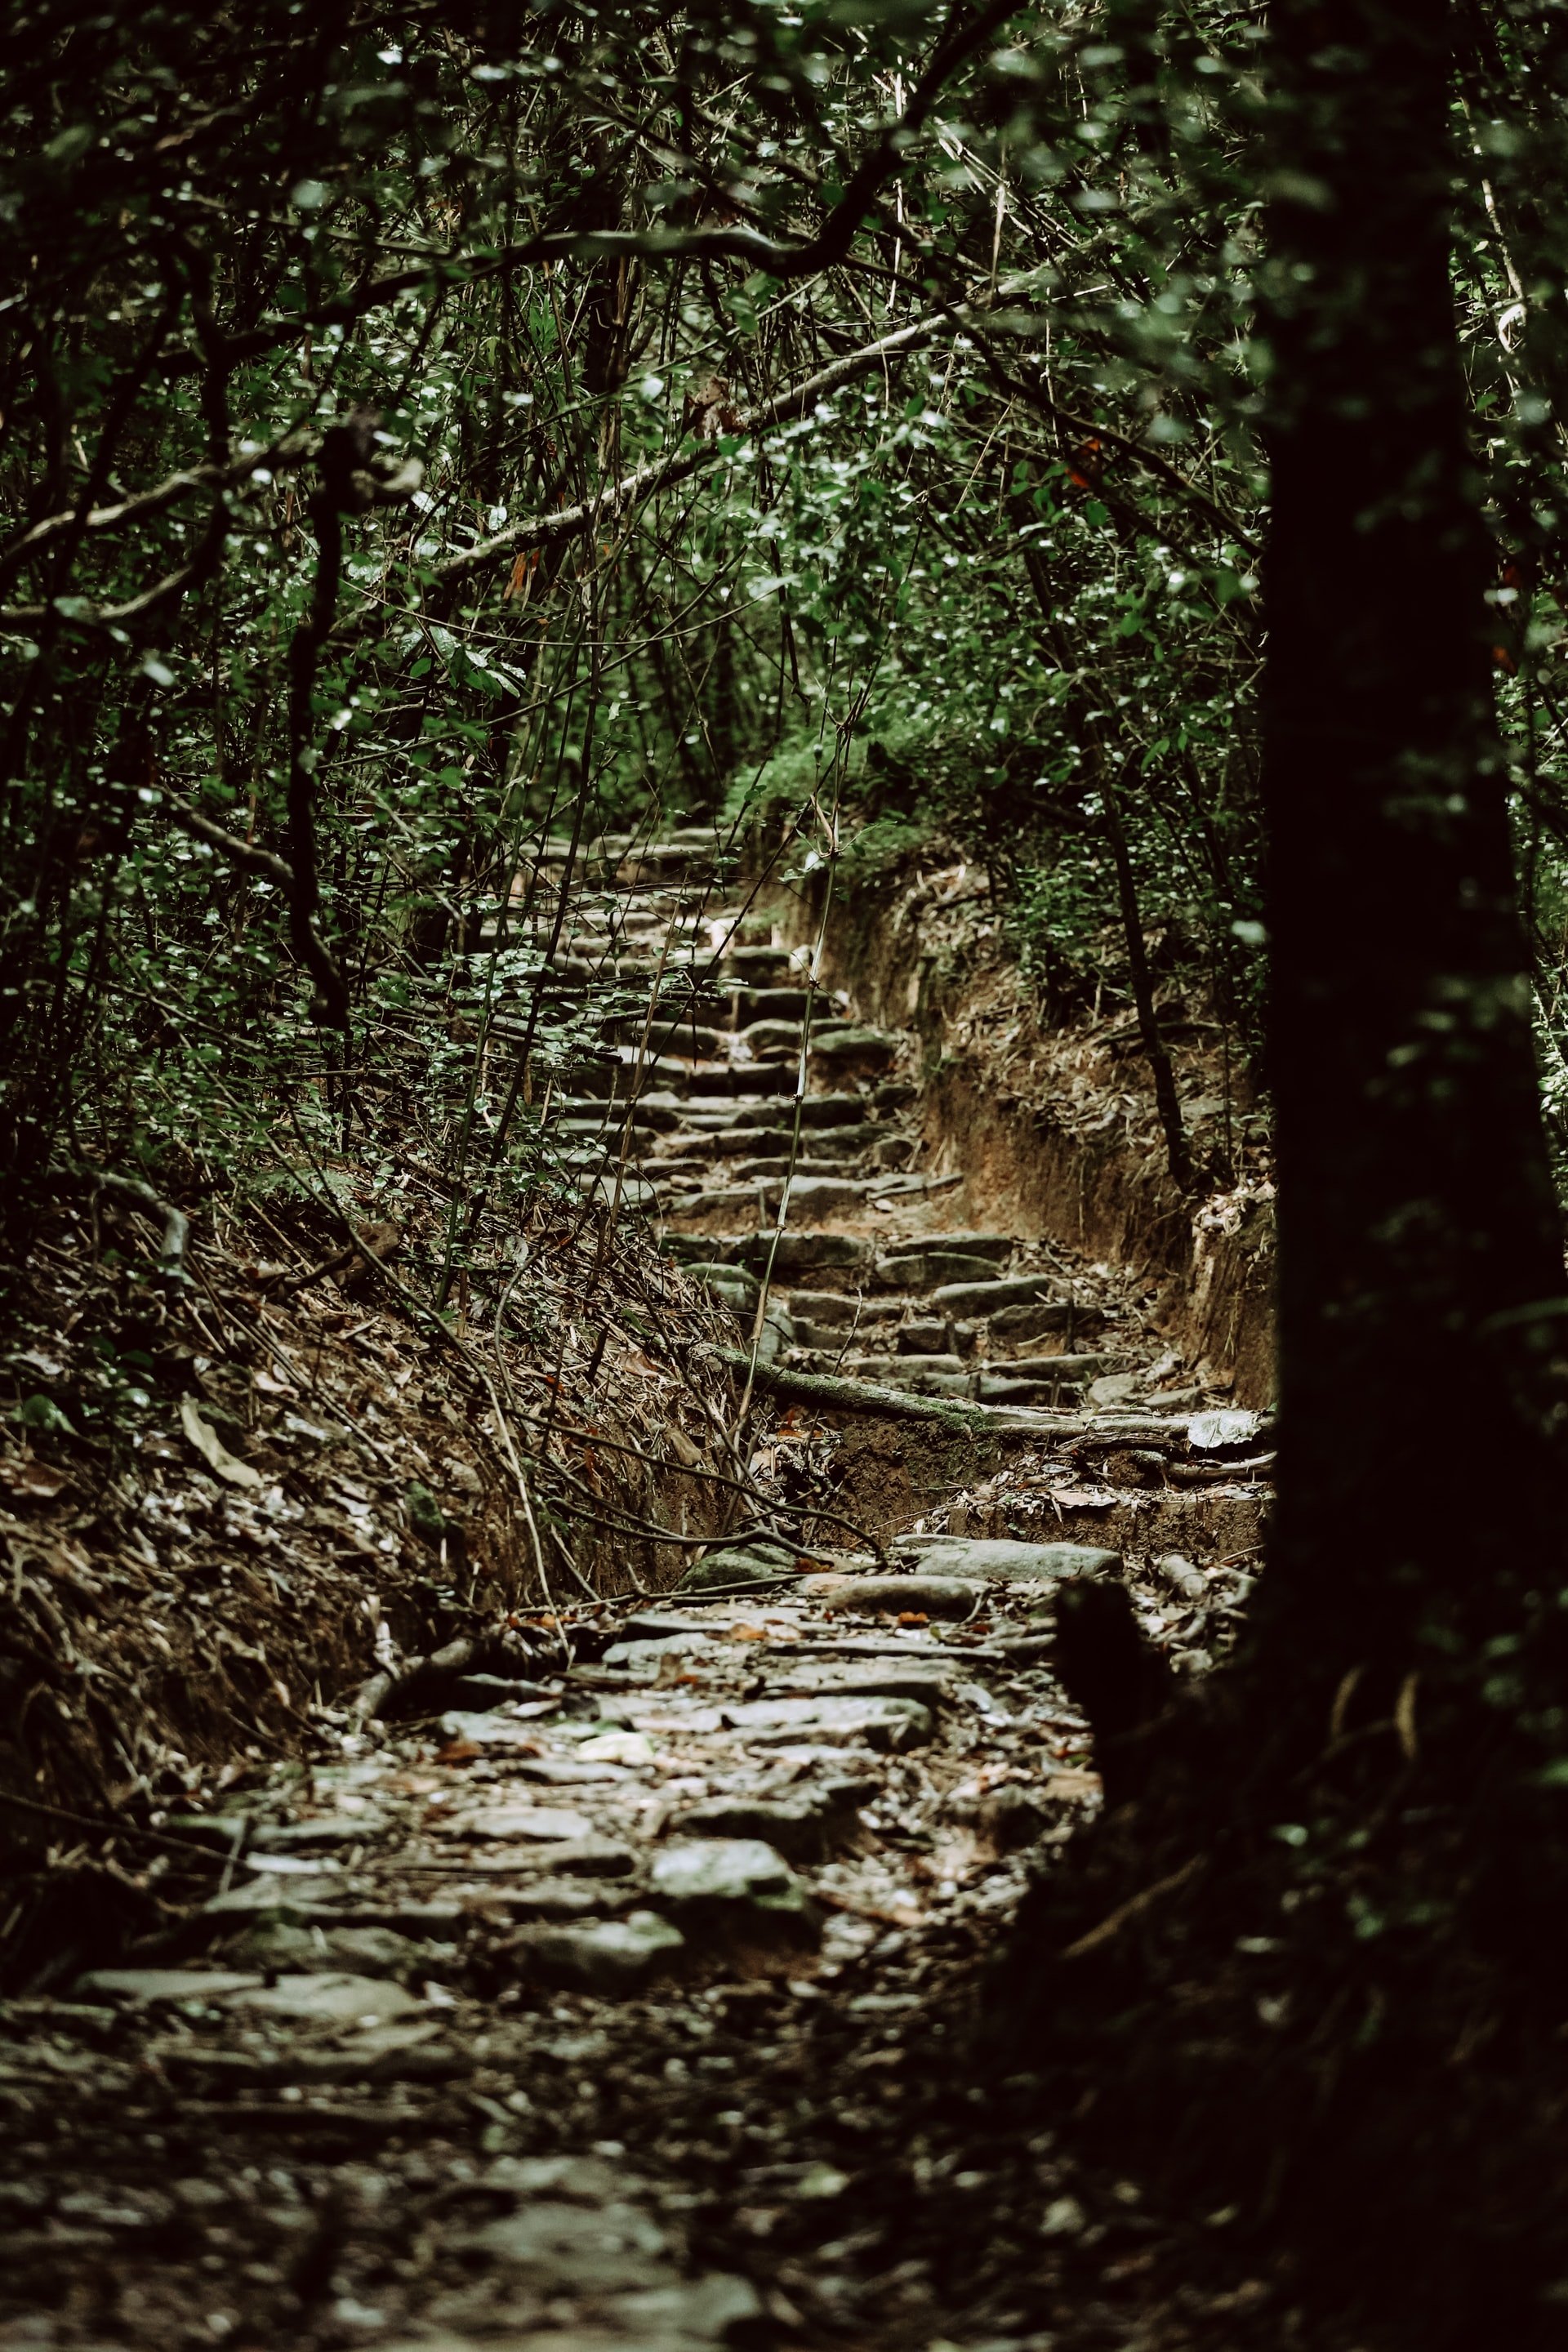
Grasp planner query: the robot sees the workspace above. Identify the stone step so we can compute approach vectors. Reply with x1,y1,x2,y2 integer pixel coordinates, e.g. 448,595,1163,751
881,1231,1014,1265
664,1230,873,1276
874,1248,1013,1292
808,1025,902,1076
722,944,798,978
782,1290,905,1329
930,1272,1066,1315
722,987,816,1025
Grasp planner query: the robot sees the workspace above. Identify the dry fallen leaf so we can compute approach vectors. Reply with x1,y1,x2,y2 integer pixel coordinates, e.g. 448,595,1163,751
724,1624,769,1642
896,1610,929,1627
179,1396,263,1490
1,1459,68,1503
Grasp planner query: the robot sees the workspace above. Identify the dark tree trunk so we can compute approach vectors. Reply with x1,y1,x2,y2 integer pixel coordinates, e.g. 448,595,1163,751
1255,0,1566,1740
1003,6,1568,2336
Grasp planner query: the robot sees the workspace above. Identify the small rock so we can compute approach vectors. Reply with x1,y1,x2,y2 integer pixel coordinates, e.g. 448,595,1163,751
519,1910,686,1997
225,1924,434,1981
897,1319,956,1355
457,1804,599,1842
906,1538,1122,1582
229,1972,421,2025
649,1838,794,1904
649,1838,817,1950
679,1541,800,1594
500,1878,635,1922
439,1708,561,1746
796,1572,981,1616
724,1693,935,1751
602,1633,708,1667
76,1969,265,2005
672,1788,866,1864
1187,1406,1266,1451
578,1730,657,1766
249,1815,385,1852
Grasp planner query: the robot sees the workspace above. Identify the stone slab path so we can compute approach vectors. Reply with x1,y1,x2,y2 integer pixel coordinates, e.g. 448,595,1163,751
0,826,1276,2352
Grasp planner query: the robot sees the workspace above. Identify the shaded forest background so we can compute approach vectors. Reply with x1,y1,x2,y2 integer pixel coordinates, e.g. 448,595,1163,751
9,2,1568,2344
7,0,1568,1218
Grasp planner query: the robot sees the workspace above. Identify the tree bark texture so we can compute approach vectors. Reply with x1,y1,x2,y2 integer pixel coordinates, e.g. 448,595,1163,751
1255,0,1566,1740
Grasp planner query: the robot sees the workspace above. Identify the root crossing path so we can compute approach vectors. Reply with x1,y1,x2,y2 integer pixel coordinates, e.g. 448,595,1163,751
0,831,1276,2352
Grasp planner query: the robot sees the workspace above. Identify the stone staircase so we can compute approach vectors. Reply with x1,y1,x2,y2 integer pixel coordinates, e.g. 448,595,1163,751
523,826,1204,1419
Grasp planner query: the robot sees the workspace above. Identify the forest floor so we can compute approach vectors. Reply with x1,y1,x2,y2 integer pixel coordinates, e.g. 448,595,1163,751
0,832,1320,2352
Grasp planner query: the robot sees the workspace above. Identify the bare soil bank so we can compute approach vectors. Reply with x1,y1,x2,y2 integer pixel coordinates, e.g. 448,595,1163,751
775,843,1275,1406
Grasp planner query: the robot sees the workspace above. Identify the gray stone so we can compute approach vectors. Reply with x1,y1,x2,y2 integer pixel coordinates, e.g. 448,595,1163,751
897,1319,955,1355
908,1536,1122,1581
649,1837,794,1904
201,1880,345,1923
519,1910,686,1997
739,1017,806,1052
796,1571,982,1617
723,1693,934,1750
610,2273,768,2344
248,1814,385,1852
601,1632,709,1668
76,1969,265,2005
499,1878,637,1922
763,1174,866,1210
990,1299,1090,1341
808,1025,900,1070
229,1971,421,2025
976,1373,1084,1405
735,987,812,1022
848,1353,967,1383
516,1757,634,1784
438,1707,561,1746
648,1838,816,1949
504,1838,639,1878
930,1272,1062,1314
739,1229,869,1274
457,1802,599,1841
679,1541,799,1594
875,1251,1004,1291
671,1790,863,1864
1187,1406,1267,1450
225,1923,435,1980
613,1611,714,1642
885,1231,1013,1263
685,1262,761,1315
458,2193,670,2287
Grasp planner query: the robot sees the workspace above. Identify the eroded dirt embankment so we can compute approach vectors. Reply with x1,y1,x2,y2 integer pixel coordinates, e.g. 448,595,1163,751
778,843,1276,1406
0,1183,739,1901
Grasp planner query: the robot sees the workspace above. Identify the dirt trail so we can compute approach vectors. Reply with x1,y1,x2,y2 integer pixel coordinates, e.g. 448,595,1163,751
0,832,1277,2352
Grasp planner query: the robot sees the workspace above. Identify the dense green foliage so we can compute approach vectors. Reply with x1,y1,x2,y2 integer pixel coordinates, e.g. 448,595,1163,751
2,0,1568,1221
